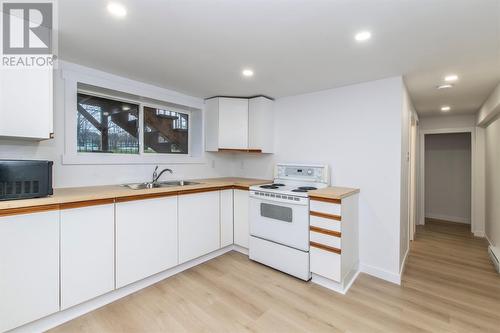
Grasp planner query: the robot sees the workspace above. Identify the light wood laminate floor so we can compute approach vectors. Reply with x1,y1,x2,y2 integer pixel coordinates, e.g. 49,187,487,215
51,219,500,332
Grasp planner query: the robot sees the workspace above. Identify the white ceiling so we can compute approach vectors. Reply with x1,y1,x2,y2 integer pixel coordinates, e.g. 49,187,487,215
58,0,500,116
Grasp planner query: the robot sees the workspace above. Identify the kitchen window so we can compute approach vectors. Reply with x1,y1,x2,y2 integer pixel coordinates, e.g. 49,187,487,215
143,106,189,154
76,92,191,156
77,93,140,154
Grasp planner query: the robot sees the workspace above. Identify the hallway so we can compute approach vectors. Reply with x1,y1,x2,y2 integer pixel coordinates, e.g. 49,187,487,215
50,220,499,333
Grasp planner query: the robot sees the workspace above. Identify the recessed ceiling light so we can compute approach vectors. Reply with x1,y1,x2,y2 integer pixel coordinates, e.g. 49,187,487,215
444,74,458,82
107,2,127,18
242,69,254,77
441,106,451,112
354,31,372,42
437,84,454,90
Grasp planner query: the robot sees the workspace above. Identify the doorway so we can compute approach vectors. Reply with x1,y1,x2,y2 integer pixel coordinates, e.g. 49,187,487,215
422,132,472,229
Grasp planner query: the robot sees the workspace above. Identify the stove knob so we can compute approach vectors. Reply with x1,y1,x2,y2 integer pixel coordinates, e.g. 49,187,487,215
307,169,313,175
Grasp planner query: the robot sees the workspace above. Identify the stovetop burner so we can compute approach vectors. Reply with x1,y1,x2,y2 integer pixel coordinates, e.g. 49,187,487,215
260,183,286,189
298,186,318,190
291,189,308,192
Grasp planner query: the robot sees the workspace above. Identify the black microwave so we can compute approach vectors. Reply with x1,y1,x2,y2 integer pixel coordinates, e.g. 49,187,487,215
0,160,53,201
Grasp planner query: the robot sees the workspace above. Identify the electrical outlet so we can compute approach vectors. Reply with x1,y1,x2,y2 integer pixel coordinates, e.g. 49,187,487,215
240,160,245,169
211,160,215,168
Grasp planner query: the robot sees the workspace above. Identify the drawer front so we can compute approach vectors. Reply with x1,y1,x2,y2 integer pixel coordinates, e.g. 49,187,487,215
310,246,341,282
310,200,341,217
310,215,341,232
310,230,341,249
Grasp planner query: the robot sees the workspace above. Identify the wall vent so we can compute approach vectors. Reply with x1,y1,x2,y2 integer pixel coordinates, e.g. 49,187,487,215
488,246,499,274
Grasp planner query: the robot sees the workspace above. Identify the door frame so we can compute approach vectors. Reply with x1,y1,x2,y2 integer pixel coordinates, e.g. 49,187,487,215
418,127,475,230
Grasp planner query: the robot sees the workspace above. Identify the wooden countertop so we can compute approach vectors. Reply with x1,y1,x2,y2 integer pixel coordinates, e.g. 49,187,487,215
0,177,270,212
308,186,360,201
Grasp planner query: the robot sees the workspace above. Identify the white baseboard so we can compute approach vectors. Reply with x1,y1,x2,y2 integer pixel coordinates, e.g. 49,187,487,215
473,230,485,238
425,213,470,224
232,244,249,255
11,246,234,333
359,263,401,285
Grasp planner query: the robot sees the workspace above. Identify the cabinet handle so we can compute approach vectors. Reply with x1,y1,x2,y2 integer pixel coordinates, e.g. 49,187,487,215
310,210,341,221
310,226,341,238
310,241,341,254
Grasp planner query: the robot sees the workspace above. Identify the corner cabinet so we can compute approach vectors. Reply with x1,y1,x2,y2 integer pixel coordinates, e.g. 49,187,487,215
205,96,274,153
0,66,53,140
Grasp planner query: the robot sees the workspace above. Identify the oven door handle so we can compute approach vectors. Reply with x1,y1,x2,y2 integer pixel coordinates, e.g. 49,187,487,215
249,196,308,207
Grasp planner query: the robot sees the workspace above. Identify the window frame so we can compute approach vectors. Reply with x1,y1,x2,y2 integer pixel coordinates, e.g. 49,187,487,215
61,64,205,166
76,89,192,158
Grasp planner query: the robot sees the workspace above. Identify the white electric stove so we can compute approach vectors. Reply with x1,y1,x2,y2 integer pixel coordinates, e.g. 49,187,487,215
248,163,329,280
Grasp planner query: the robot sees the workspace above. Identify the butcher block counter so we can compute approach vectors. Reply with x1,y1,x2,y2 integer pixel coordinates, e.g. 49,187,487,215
0,177,270,214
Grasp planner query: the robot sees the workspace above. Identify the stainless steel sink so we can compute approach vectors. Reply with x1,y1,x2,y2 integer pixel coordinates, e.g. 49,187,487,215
157,180,200,187
122,180,200,190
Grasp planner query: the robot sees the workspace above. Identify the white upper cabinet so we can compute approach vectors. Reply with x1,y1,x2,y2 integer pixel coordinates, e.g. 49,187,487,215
205,96,273,153
0,67,53,140
219,98,249,149
248,97,274,153
0,211,60,333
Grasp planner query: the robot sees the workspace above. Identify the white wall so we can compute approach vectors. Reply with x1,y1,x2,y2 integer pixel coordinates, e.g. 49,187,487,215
477,82,500,126
400,83,417,271
485,116,500,249
235,77,406,283
0,62,235,188
424,133,471,224
419,114,475,130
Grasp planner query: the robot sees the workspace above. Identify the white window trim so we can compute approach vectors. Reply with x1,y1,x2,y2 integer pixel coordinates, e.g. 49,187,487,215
61,64,206,165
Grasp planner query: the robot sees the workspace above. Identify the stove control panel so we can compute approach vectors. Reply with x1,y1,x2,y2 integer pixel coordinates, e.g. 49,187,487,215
274,164,329,184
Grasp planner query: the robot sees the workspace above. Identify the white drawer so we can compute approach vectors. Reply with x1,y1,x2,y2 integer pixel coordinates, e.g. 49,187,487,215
310,246,341,282
310,200,341,217
310,231,341,249
310,215,341,232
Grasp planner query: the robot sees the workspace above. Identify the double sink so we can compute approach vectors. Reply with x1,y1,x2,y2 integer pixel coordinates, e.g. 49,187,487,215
123,180,200,190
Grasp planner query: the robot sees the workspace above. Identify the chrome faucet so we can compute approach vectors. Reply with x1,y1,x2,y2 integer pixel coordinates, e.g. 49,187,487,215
152,166,173,184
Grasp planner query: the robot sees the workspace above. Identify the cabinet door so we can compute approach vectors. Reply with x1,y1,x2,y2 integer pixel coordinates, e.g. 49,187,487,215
178,191,220,263
116,196,178,288
60,204,115,310
234,189,249,248
0,67,53,139
0,211,59,332
220,189,234,247
218,97,248,149
248,97,274,153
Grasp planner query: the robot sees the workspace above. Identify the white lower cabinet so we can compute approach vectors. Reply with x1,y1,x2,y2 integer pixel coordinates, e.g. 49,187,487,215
220,189,234,247
178,191,220,263
234,189,249,248
116,196,178,288
0,211,60,332
309,194,359,291
60,203,115,310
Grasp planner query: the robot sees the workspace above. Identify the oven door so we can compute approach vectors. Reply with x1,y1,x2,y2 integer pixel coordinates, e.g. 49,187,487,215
249,196,309,252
